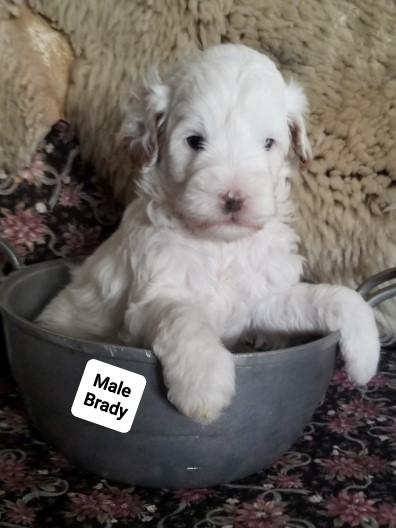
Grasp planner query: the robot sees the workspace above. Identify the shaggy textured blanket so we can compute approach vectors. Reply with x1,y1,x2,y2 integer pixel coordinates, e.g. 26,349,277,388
1,0,396,330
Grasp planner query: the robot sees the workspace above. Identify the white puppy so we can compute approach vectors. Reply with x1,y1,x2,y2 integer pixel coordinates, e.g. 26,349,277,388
37,44,380,424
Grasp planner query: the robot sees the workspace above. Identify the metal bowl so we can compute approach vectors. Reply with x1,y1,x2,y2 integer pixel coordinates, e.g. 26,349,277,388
0,257,343,488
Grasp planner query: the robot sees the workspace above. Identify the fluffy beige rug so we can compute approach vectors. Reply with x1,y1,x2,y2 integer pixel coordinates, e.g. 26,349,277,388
0,2,72,176
2,0,396,330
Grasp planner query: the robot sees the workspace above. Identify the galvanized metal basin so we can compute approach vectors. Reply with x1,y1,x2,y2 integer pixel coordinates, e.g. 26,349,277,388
0,257,343,488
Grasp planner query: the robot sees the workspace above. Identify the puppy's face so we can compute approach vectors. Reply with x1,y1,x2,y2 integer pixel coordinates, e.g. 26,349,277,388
125,45,312,242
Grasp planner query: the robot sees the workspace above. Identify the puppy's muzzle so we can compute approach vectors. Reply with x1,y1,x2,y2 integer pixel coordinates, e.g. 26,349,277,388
222,191,244,214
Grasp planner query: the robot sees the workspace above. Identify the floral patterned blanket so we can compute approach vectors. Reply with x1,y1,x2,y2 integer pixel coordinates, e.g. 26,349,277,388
0,121,122,272
0,123,395,527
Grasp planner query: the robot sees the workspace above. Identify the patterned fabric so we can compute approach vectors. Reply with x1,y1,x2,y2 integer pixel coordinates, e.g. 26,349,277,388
0,120,122,273
0,351,395,528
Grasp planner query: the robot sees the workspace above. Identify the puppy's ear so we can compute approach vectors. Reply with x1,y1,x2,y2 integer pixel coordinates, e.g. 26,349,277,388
285,80,312,166
120,69,170,168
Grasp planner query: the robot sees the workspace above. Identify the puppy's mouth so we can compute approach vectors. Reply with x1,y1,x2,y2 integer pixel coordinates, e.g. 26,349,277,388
208,215,262,230
178,212,264,238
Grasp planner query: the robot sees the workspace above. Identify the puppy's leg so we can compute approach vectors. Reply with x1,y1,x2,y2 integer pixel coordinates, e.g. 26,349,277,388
123,299,235,424
253,283,380,385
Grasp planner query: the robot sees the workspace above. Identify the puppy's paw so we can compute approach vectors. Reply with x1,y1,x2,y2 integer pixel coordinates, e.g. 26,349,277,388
343,331,380,385
165,347,236,424
339,296,380,385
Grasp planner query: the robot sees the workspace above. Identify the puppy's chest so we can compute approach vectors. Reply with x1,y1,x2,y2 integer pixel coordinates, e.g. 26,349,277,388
213,255,254,287
138,229,301,301
201,248,272,299
192,242,302,301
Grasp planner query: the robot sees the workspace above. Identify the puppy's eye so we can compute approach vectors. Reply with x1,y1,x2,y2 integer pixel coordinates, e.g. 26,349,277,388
186,135,205,151
265,138,275,151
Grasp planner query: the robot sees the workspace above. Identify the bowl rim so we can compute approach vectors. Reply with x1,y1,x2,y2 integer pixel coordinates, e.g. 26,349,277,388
0,259,341,365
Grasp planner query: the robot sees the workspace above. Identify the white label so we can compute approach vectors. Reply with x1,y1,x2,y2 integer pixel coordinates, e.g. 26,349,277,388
71,359,146,433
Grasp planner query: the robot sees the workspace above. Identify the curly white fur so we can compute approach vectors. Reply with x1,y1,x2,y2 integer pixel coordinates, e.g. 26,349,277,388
37,44,380,424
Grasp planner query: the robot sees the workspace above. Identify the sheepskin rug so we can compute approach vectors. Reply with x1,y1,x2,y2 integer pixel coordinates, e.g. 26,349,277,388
2,0,396,331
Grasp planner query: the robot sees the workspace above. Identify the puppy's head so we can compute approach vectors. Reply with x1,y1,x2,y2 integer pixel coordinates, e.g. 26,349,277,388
123,44,312,242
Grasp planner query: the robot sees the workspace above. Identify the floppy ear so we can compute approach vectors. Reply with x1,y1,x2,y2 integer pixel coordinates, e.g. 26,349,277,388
285,80,312,166
120,70,170,168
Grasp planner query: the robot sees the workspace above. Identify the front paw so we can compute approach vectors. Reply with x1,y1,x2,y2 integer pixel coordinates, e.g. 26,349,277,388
339,296,380,385
165,348,236,424
344,334,380,385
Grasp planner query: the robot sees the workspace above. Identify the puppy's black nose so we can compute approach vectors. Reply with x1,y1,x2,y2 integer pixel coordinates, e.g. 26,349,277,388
223,194,243,213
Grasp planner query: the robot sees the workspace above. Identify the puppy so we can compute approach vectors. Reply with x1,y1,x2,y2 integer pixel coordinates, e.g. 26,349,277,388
37,44,380,424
